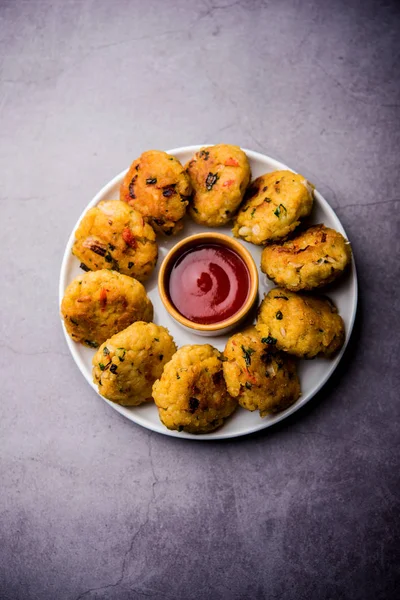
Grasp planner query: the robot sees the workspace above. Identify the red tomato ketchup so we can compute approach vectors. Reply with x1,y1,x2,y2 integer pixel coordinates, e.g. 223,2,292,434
168,243,250,324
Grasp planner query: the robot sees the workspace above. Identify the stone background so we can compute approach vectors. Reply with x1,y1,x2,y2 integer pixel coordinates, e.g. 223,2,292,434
1,0,399,598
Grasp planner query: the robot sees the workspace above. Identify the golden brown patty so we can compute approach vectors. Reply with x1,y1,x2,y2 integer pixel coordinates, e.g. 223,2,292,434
72,200,157,282
261,224,352,291
152,344,237,434
185,144,251,226
61,270,153,348
223,327,301,417
92,322,176,406
256,288,345,358
232,170,314,245
120,150,192,235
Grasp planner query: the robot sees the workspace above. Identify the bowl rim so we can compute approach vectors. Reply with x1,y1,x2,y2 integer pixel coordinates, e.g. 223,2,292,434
158,231,259,332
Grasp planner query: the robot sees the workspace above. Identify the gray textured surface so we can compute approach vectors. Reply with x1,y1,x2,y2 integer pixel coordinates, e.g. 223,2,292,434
1,0,399,598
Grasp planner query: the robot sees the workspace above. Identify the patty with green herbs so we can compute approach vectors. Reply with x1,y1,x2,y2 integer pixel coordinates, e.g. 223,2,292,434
256,288,345,358
92,322,176,406
152,344,237,433
261,224,352,291
232,170,314,245
120,150,192,235
185,144,251,227
223,327,300,417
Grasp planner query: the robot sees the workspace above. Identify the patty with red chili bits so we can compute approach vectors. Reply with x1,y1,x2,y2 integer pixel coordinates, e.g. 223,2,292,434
185,144,251,227
72,200,158,282
61,270,153,348
120,150,192,235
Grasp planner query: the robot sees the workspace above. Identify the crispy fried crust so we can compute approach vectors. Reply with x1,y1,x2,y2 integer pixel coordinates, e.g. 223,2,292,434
92,322,176,406
72,200,158,282
61,270,153,347
261,224,352,290
256,288,345,358
120,150,192,235
185,144,251,226
152,344,237,433
232,170,313,245
223,327,301,417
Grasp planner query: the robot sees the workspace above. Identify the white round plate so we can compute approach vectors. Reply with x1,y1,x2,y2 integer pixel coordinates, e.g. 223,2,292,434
59,146,358,440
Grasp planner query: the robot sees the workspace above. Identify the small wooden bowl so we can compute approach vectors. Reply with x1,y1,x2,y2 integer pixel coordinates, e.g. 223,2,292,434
158,232,259,336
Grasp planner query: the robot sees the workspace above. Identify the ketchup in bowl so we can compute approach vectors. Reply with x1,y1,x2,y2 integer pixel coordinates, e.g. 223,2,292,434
168,243,250,325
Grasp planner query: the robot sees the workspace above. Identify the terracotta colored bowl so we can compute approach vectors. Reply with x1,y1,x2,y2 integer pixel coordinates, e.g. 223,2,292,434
158,232,259,336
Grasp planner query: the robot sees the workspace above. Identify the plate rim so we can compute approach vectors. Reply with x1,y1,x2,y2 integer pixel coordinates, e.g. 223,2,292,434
59,145,358,441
